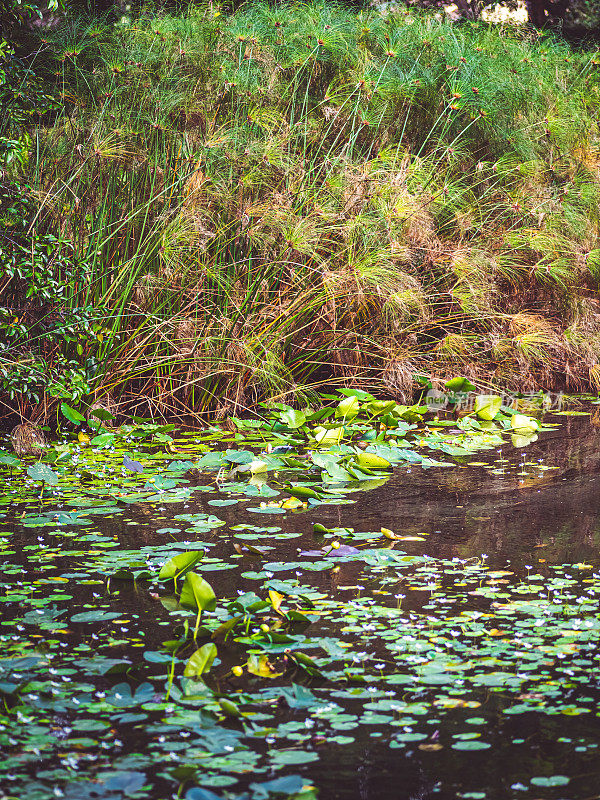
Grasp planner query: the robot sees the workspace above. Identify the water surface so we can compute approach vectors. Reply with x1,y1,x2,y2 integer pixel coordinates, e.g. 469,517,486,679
1,411,599,800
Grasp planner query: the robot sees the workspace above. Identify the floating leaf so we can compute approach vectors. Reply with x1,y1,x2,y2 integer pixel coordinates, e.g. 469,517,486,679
71,610,121,622
247,654,282,678
279,408,306,428
451,740,491,750
26,462,58,485
0,452,21,467
530,776,570,787
186,788,223,800
91,432,116,447
105,682,154,707
250,775,305,799
277,684,318,708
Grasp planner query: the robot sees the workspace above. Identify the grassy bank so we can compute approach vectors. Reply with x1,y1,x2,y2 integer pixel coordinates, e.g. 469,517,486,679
9,2,600,420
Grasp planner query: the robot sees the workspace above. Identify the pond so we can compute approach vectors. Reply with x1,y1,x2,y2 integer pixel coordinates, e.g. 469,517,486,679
1,395,599,800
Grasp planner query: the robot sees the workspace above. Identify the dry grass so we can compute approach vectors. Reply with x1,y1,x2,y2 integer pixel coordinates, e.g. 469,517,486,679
15,3,600,418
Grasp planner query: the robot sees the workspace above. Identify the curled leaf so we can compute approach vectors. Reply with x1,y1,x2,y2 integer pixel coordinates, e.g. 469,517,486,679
247,653,282,679
179,572,217,612
183,643,217,677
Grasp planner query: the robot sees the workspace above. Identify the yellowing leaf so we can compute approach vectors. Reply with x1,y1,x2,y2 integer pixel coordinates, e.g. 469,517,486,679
269,589,285,614
247,653,282,679
510,414,540,435
355,452,392,470
313,426,344,446
335,395,360,420
474,395,502,421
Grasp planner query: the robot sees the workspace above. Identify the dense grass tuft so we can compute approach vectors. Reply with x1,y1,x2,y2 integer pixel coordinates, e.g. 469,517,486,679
16,3,600,418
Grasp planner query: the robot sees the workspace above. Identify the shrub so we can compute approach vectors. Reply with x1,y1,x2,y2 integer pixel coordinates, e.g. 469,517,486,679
8,3,600,418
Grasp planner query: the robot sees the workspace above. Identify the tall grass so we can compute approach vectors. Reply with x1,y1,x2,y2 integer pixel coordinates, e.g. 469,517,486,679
20,2,600,418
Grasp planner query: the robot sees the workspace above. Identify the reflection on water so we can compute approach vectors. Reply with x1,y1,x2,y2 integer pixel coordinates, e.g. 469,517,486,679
313,413,600,570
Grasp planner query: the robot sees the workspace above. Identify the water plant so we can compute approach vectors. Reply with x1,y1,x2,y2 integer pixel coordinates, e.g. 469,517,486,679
0,394,599,799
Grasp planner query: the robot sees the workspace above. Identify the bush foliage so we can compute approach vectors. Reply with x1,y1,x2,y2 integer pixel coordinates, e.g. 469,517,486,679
5,3,600,419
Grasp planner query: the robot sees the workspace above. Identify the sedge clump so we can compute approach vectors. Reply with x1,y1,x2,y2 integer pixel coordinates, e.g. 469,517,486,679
10,424,48,457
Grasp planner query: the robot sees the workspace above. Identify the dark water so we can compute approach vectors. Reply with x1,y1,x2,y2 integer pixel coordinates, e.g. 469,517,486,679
1,411,600,800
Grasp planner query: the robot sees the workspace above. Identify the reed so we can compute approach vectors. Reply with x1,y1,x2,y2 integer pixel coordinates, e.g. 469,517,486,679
11,2,600,419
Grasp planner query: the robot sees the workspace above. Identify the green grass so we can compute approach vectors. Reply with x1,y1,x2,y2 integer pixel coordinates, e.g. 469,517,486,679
17,2,600,418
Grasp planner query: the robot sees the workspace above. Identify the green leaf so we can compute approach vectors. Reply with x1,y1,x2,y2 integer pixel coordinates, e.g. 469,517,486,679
285,485,322,501
88,407,115,421
313,523,332,535
530,776,570,787
289,651,322,676
26,462,58,485
451,740,491,750
354,451,392,470
311,452,352,481
473,394,502,421
337,388,375,401
364,399,397,417
335,395,360,420
277,684,319,708
183,643,217,677
278,408,306,428
445,376,476,392
71,610,121,623
158,551,203,581
179,572,217,612
60,403,86,424
271,750,318,765
90,433,116,447
0,452,21,467
219,698,241,717
249,776,306,798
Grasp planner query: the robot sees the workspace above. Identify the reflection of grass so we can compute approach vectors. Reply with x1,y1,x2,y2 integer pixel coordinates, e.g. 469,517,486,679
23,3,600,417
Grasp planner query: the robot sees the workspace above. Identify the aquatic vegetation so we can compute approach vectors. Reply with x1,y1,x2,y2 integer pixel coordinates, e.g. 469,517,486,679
0,388,548,505
1,392,599,798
